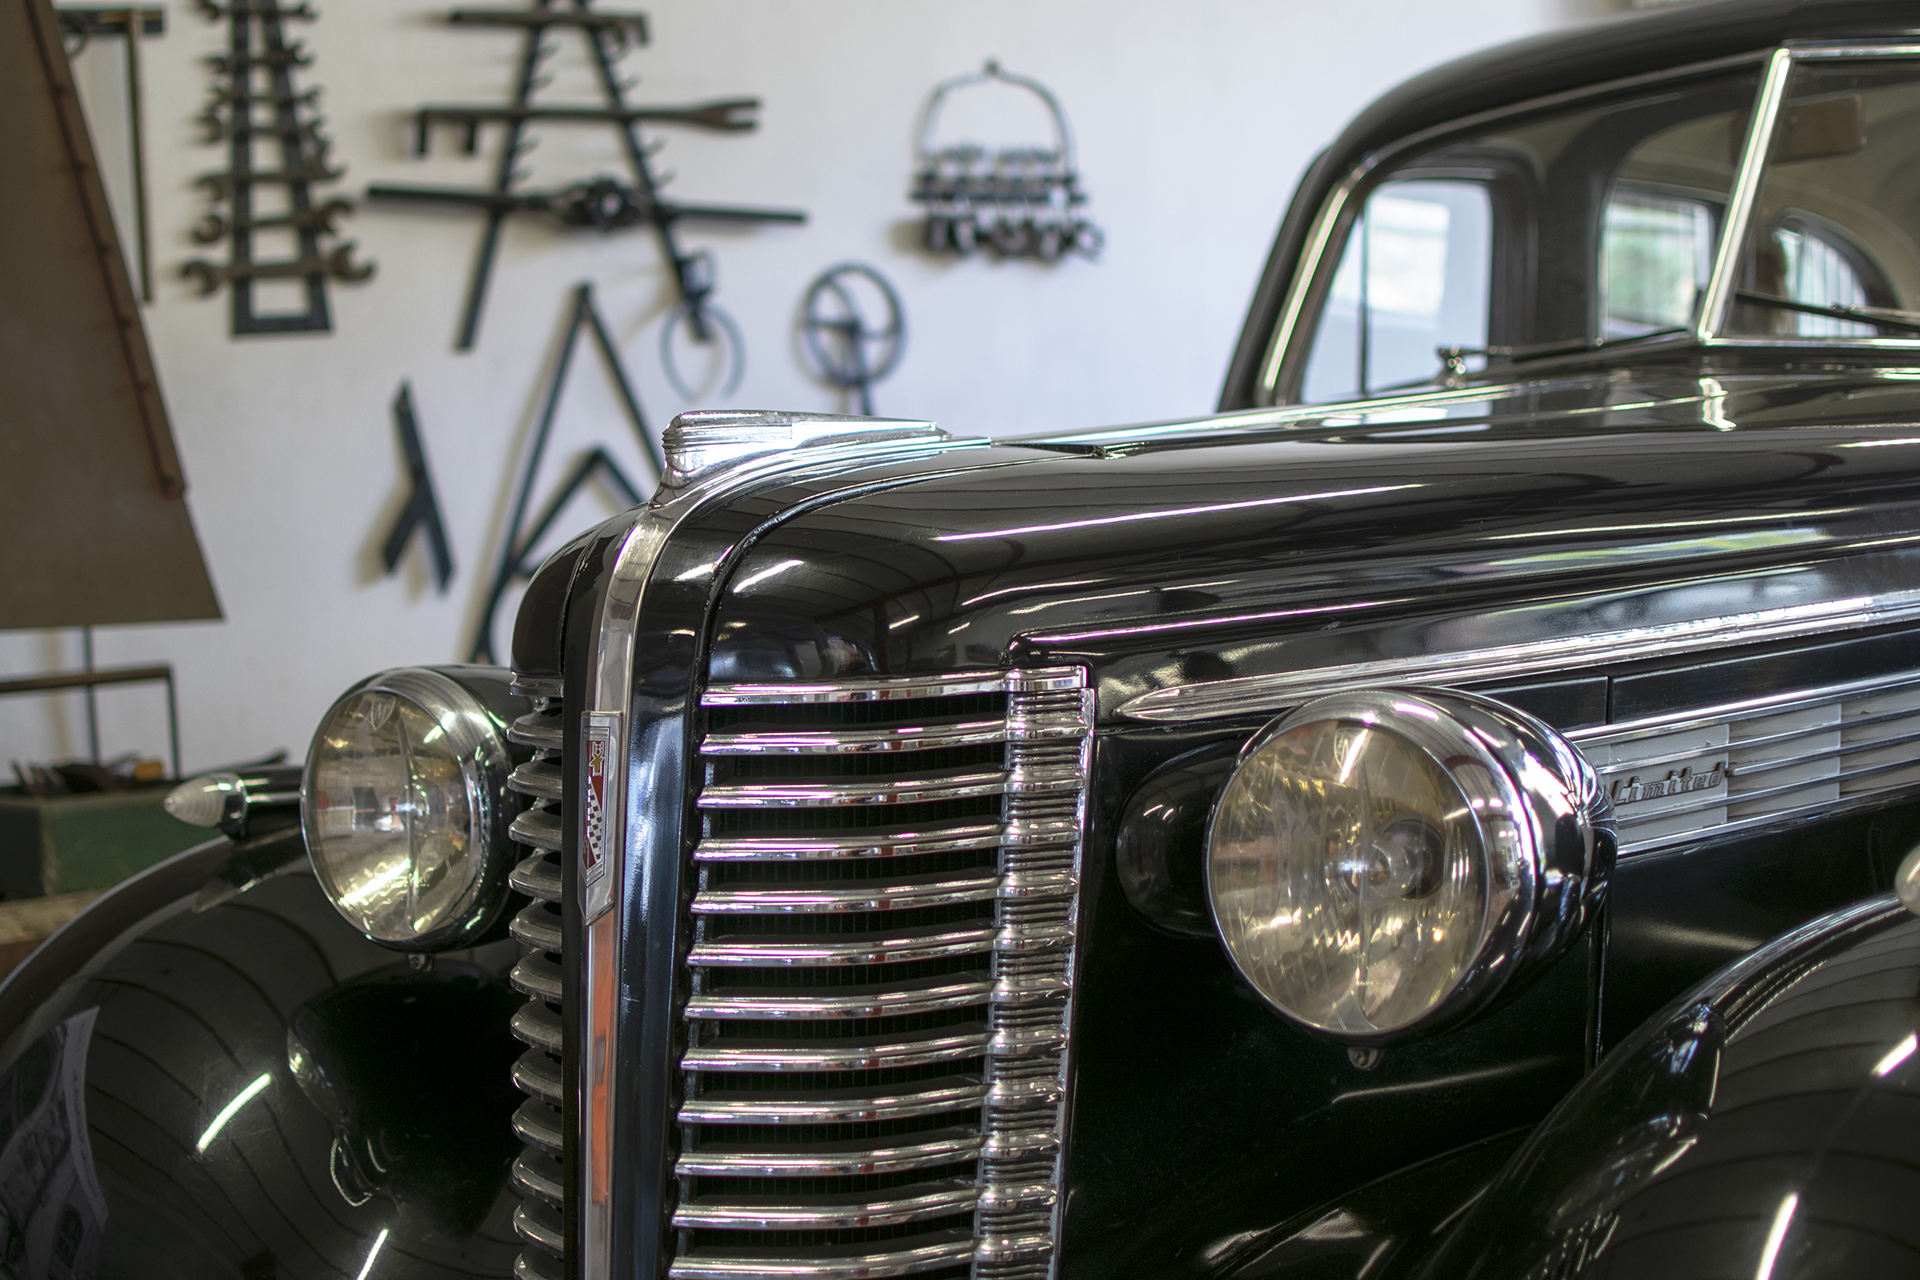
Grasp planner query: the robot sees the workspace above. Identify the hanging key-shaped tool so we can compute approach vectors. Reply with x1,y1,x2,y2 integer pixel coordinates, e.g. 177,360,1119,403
365,0,805,355
380,383,455,593
192,198,353,243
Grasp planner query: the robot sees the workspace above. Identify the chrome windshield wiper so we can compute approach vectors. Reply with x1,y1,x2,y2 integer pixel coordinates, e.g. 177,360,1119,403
1436,326,1689,380
1734,290,1920,337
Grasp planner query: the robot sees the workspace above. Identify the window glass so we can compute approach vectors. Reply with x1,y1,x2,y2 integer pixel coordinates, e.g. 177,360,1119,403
1303,181,1491,401
1726,61,1920,339
1295,71,1757,403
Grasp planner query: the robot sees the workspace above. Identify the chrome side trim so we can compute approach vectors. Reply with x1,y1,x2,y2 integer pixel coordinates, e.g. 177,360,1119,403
684,978,994,1019
689,875,1001,913
1115,589,1920,724
676,1133,984,1178
667,1237,978,1280
687,925,998,967
680,1079,987,1125
693,823,1004,861
697,772,1011,808
674,1183,978,1231
700,720,1009,754
703,670,1084,705
1698,47,1792,338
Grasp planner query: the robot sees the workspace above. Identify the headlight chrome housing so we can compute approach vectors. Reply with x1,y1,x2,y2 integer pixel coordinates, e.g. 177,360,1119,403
301,667,520,952
1207,689,1613,1044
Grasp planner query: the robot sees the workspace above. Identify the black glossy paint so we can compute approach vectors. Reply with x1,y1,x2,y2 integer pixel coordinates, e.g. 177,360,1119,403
1216,0,1920,410
0,833,526,1279
1413,894,1920,1278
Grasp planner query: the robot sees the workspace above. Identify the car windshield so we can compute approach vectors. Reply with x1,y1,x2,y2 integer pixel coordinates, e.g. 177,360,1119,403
1297,70,1758,403
1725,59,1920,340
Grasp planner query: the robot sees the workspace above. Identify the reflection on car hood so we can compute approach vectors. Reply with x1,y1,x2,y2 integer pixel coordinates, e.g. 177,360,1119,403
706,368,1920,704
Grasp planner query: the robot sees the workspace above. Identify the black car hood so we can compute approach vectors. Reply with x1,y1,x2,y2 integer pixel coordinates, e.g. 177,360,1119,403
706,367,1920,715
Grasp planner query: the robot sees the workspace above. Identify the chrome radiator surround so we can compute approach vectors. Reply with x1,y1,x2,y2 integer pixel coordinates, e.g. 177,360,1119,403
674,667,1095,1280
504,673,568,1280
1571,668,1920,856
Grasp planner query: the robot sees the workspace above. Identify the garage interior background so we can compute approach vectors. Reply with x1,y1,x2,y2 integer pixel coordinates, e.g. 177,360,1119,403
4,0,1632,776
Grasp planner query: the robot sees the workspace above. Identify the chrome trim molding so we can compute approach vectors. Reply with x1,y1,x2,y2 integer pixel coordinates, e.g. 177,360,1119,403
1570,668,1920,857
1254,48,1770,406
1116,589,1920,724
672,667,1094,1280
1698,47,1792,338
663,410,948,491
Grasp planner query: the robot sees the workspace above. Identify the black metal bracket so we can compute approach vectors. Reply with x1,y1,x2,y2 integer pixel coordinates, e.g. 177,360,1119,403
381,383,455,593
366,0,805,353
469,282,661,663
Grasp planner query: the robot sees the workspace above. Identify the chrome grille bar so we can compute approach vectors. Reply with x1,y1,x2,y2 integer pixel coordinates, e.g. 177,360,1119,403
673,667,1092,1280
505,675,566,1280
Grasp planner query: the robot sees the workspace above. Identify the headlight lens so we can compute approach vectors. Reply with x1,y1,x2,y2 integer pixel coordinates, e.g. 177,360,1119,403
302,668,515,949
1208,690,1611,1042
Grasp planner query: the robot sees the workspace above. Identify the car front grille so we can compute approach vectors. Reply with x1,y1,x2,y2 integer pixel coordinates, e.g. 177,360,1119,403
1576,668,1920,855
672,667,1094,1280
506,676,568,1280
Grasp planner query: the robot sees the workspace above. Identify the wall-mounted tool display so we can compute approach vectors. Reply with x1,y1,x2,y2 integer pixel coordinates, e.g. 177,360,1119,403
57,7,166,303
800,262,905,416
470,282,661,663
366,0,806,361
912,59,1103,263
186,0,371,335
380,383,455,594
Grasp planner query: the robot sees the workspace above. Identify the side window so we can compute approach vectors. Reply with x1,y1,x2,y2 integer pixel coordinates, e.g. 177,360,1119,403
1728,61,1920,338
1301,180,1492,403
1601,108,1743,336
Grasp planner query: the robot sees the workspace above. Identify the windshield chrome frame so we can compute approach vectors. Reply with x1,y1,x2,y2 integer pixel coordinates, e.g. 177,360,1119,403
1256,41,1920,408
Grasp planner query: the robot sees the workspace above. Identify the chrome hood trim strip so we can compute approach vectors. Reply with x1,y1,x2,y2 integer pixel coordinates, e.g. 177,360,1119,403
1116,588,1920,725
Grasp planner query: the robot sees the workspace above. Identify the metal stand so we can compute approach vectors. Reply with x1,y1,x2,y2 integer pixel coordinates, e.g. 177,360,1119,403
0,662,182,781
470,282,661,663
381,384,456,593
366,0,805,354
58,7,165,303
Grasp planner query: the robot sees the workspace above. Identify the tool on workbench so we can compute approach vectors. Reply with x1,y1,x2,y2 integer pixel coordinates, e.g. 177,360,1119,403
57,7,166,303
912,59,1103,263
366,0,805,362
801,263,905,417
469,283,661,664
380,383,455,594
185,0,371,335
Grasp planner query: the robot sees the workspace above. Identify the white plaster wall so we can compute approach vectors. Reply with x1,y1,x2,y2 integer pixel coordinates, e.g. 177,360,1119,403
1,0,1589,776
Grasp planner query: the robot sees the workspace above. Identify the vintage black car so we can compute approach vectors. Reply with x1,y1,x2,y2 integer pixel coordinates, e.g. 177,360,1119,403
11,0,1920,1277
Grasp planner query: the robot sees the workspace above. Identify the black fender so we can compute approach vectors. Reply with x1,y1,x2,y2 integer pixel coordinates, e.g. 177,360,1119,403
0,830,523,1280
1410,892,1920,1279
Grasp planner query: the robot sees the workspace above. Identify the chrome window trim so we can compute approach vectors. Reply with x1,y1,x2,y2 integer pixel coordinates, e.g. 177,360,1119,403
1115,587,1920,725
1255,48,1771,406
579,424,985,1280
1697,48,1793,338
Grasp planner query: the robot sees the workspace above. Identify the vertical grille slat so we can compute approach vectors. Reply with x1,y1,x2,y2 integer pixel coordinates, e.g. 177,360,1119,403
675,668,1092,1280
506,681,567,1280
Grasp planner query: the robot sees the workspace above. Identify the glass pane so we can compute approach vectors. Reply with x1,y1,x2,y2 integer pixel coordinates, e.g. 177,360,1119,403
1294,71,1757,402
1727,61,1920,339
1303,180,1490,401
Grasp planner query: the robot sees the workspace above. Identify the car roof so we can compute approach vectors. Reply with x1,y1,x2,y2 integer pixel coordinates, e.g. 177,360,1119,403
1218,0,1920,412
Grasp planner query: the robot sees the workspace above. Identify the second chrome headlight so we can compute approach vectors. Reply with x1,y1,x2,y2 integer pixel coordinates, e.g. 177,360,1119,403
1207,689,1612,1043
301,667,518,951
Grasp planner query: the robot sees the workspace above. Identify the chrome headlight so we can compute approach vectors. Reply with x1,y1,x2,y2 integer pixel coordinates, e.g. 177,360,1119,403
301,668,519,951
1207,689,1613,1043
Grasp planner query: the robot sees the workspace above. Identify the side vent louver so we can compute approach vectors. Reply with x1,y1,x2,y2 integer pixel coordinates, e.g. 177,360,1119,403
506,675,567,1280
674,668,1094,1279
1577,670,1920,854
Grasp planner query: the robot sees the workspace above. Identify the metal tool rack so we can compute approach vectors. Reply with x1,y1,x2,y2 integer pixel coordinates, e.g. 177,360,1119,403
187,0,371,335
